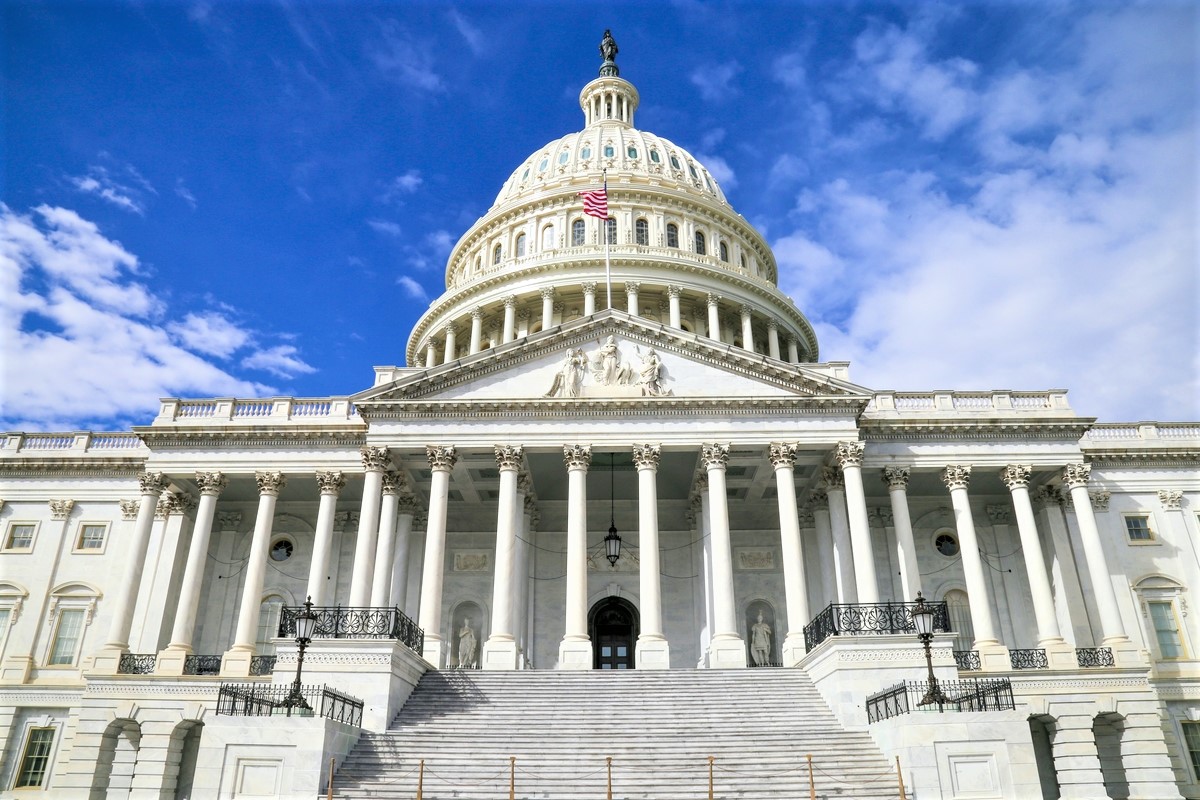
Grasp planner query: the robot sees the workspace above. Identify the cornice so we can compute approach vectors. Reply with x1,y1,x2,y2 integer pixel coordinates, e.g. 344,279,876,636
1082,449,1200,468
361,395,867,421
0,457,147,478
859,419,1095,442
133,425,367,449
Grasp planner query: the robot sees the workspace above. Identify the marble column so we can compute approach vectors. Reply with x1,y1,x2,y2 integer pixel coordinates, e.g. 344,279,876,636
389,496,419,611
1063,463,1130,646
625,281,640,316
307,471,345,606
706,293,722,341
694,488,715,666
808,490,834,608
349,446,389,607
369,472,403,607
703,443,746,668
739,305,754,351
513,488,533,665
667,286,682,328
1001,466,1066,654
942,466,1005,661
559,445,593,669
442,326,456,362
419,446,457,667
883,467,921,600
424,339,438,369
223,472,285,675
767,320,780,360
160,472,226,667
502,295,517,343
836,442,879,603
540,287,555,330
787,337,800,363
769,443,809,664
102,472,168,658
824,468,857,603
633,444,669,668
469,307,484,354
484,446,524,669
582,282,597,316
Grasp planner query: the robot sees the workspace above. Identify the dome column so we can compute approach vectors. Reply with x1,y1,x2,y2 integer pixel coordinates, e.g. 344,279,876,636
424,338,438,368
739,305,754,352
582,282,597,316
469,307,483,354
767,320,780,360
787,337,800,364
540,288,555,330
625,282,640,316
502,295,517,343
706,294,721,342
442,326,457,363
667,286,682,328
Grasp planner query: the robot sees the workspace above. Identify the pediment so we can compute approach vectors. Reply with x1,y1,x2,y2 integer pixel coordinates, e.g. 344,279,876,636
354,311,871,411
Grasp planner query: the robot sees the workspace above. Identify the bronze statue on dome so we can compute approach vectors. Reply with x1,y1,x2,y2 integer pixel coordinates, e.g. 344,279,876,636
599,30,619,77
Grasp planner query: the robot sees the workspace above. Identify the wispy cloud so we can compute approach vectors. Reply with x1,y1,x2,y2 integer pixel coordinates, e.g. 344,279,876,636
690,61,742,102
368,218,403,237
397,275,429,302
449,9,485,57
68,162,155,214
370,20,443,92
381,170,423,203
175,178,197,209
167,311,250,357
241,344,316,378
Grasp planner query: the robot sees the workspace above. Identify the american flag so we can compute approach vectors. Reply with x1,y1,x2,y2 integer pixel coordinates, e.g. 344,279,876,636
579,187,608,219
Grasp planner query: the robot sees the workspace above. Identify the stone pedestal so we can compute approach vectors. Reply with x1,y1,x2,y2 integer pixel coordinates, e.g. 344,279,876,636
635,637,670,669
558,639,592,670
482,638,519,670
155,646,190,676
1044,640,1078,670
977,642,1013,672
220,646,255,678
88,648,123,676
708,635,748,669
1,655,34,682
422,636,446,671
781,634,807,668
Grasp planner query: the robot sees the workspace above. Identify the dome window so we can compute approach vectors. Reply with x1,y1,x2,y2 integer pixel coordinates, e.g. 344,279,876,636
627,146,637,159
689,164,699,180
604,145,615,158
475,255,482,273
572,219,586,247
558,151,570,165
493,244,502,264
604,218,617,245
515,233,527,257
635,218,649,246
705,175,714,192
695,231,706,255
521,167,530,181
580,146,592,160
649,149,661,163
542,225,555,250
666,223,679,249
719,241,729,262
538,158,549,172
670,155,681,169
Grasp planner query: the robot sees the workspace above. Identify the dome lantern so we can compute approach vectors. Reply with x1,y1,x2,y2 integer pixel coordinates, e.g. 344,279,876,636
580,30,638,128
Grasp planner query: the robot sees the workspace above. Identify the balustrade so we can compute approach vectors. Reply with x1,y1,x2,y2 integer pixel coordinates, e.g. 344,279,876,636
1008,648,1049,670
802,601,951,651
866,678,1014,722
278,605,424,654
953,650,981,671
1075,647,1115,668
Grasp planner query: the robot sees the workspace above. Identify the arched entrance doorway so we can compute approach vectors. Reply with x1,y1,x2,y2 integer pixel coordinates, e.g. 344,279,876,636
588,597,639,670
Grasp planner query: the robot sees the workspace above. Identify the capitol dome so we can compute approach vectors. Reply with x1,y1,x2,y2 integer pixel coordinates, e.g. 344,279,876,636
406,35,819,368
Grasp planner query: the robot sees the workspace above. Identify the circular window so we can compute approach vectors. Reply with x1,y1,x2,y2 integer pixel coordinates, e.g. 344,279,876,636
934,532,959,557
270,539,294,562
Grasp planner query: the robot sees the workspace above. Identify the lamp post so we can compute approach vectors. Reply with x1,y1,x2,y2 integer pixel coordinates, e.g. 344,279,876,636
911,591,947,709
604,453,621,566
282,596,318,715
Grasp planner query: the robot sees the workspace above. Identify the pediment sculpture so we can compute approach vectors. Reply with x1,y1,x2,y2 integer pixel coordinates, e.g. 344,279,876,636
545,336,672,398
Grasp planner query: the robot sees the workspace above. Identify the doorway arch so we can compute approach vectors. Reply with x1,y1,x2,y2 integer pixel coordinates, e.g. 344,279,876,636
588,596,639,670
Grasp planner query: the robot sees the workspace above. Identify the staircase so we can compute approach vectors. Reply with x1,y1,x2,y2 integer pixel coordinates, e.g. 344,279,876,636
331,668,901,799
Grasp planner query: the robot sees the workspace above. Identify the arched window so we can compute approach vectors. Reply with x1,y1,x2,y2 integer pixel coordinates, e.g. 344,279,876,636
649,149,661,163
572,219,586,246
515,233,526,257
719,241,729,262
558,151,569,165
635,218,649,246
695,231,706,255
474,256,481,274
604,218,617,245
666,223,679,249
492,244,502,264
541,225,555,250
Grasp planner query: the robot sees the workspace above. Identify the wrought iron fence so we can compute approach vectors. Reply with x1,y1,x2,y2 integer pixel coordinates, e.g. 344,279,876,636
1009,648,1049,670
866,678,1015,723
1076,647,1115,668
117,653,157,674
183,654,222,676
803,601,951,651
277,605,424,654
216,683,363,727
250,655,277,676
748,660,784,668
953,650,981,671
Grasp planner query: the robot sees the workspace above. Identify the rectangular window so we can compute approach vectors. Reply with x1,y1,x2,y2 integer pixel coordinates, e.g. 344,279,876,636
1184,722,1200,781
1148,600,1184,659
47,609,85,666
4,523,35,550
1125,515,1154,541
76,523,106,551
15,727,55,788
0,608,11,658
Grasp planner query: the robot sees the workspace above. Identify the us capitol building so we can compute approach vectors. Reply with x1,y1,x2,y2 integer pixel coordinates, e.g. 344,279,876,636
1,33,1198,800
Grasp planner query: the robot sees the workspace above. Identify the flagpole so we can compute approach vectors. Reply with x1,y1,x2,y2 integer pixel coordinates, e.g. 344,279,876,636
603,171,612,310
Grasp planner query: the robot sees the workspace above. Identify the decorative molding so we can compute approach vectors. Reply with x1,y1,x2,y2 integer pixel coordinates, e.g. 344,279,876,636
985,505,1011,524
360,445,391,471
381,472,404,495
1031,486,1065,509
632,443,661,469
494,445,525,471
882,467,910,490
860,421,1093,443
1089,490,1111,511
768,442,797,469
255,471,286,496
667,285,682,299
821,466,844,491
397,495,420,515
624,281,640,294
426,445,458,471
1000,464,1032,490
700,443,730,470
216,511,242,530
581,281,597,294
1158,489,1183,511
942,465,972,491
517,474,534,495
807,488,828,508
48,500,75,520
797,507,815,525
453,551,490,572
563,444,592,470
316,470,347,495
706,292,721,307
157,492,194,518
869,507,894,527
734,548,776,571
138,472,168,495
835,441,864,468
195,471,228,496
1062,463,1091,490
335,510,359,529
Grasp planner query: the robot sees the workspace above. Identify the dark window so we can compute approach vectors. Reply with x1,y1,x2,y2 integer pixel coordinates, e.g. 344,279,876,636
935,533,959,557
604,218,617,245
666,223,679,248
572,220,586,246
719,241,729,262
635,219,649,246
695,231,706,255
16,728,55,788
492,244,502,264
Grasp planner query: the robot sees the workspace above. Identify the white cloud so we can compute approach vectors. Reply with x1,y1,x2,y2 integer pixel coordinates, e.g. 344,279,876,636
381,170,423,203
368,219,403,237
690,61,742,102
371,21,443,92
697,154,737,190
772,52,807,89
241,345,316,379
175,178,198,208
397,275,429,302
449,9,485,56
167,311,251,357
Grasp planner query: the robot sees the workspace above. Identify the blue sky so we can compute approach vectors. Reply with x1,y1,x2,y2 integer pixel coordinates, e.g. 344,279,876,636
2,1,1196,431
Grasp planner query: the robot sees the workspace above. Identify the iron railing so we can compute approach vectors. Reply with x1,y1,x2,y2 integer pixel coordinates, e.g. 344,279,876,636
1076,647,1115,668
278,605,424,654
183,654,222,676
954,650,981,671
1009,648,1049,670
216,683,363,727
748,660,784,668
250,655,277,676
867,678,1015,723
803,601,951,651
117,653,157,674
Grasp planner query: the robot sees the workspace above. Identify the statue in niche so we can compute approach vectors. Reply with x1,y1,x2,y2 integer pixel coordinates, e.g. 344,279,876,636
589,335,634,386
458,617,478,668
750,611,773,666
636,346,671,397
545,348,587,398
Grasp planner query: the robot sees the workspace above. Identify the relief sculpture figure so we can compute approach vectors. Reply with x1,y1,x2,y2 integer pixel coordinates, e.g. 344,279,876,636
637,346,671,396
590,335,634,386
545,348,587,398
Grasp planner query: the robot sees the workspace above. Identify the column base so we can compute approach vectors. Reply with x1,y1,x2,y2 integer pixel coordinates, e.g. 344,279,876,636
708,635,748,669
558,638,593,670
635,637,670,669
974,641,1012,672
1040,639,1078,670
482,637,519,671
155,646,192,676
1102,637,1148,667
1,655,35,683
221,647,255,678
782,633,807,667
90,648,125,676
423,636,446,670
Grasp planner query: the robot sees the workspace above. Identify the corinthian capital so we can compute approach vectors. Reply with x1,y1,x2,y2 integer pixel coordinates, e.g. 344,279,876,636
196,471,228,496
706,292,721,308
138,472,168,496
397,495,420,515
624,281,640,294
581,281,597,294
1062,463,1091,489
667,285,682,299
1091,490,1112,511
563,444,592,470
360,445,391,472
316,470,347,495
255,471,286,496
700,443,730,470
49,500,75,520
942,465,972,490
882,467,910,490
632,444,661,469
768,442,797,469
381,472,405,495
1000,464,1032,491
426,445,458,471
822,466,844,491
1159,489,1183,510
808,488,828,508
494,445,525,471
540,286,556,301
503,294,517,309
120,500,140,520
835,441,865,468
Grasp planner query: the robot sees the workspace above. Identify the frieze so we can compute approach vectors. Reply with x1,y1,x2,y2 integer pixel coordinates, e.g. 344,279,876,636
860,421,1093,442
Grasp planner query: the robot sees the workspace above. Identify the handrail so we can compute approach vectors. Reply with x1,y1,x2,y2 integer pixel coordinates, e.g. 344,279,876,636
802,601,951,651
278,605,424,655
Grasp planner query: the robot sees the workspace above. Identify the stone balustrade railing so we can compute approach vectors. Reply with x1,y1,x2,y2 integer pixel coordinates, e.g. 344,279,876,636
1084,423,1200,442
868,390,1073,416
151,397,360,427
2,431,147,454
